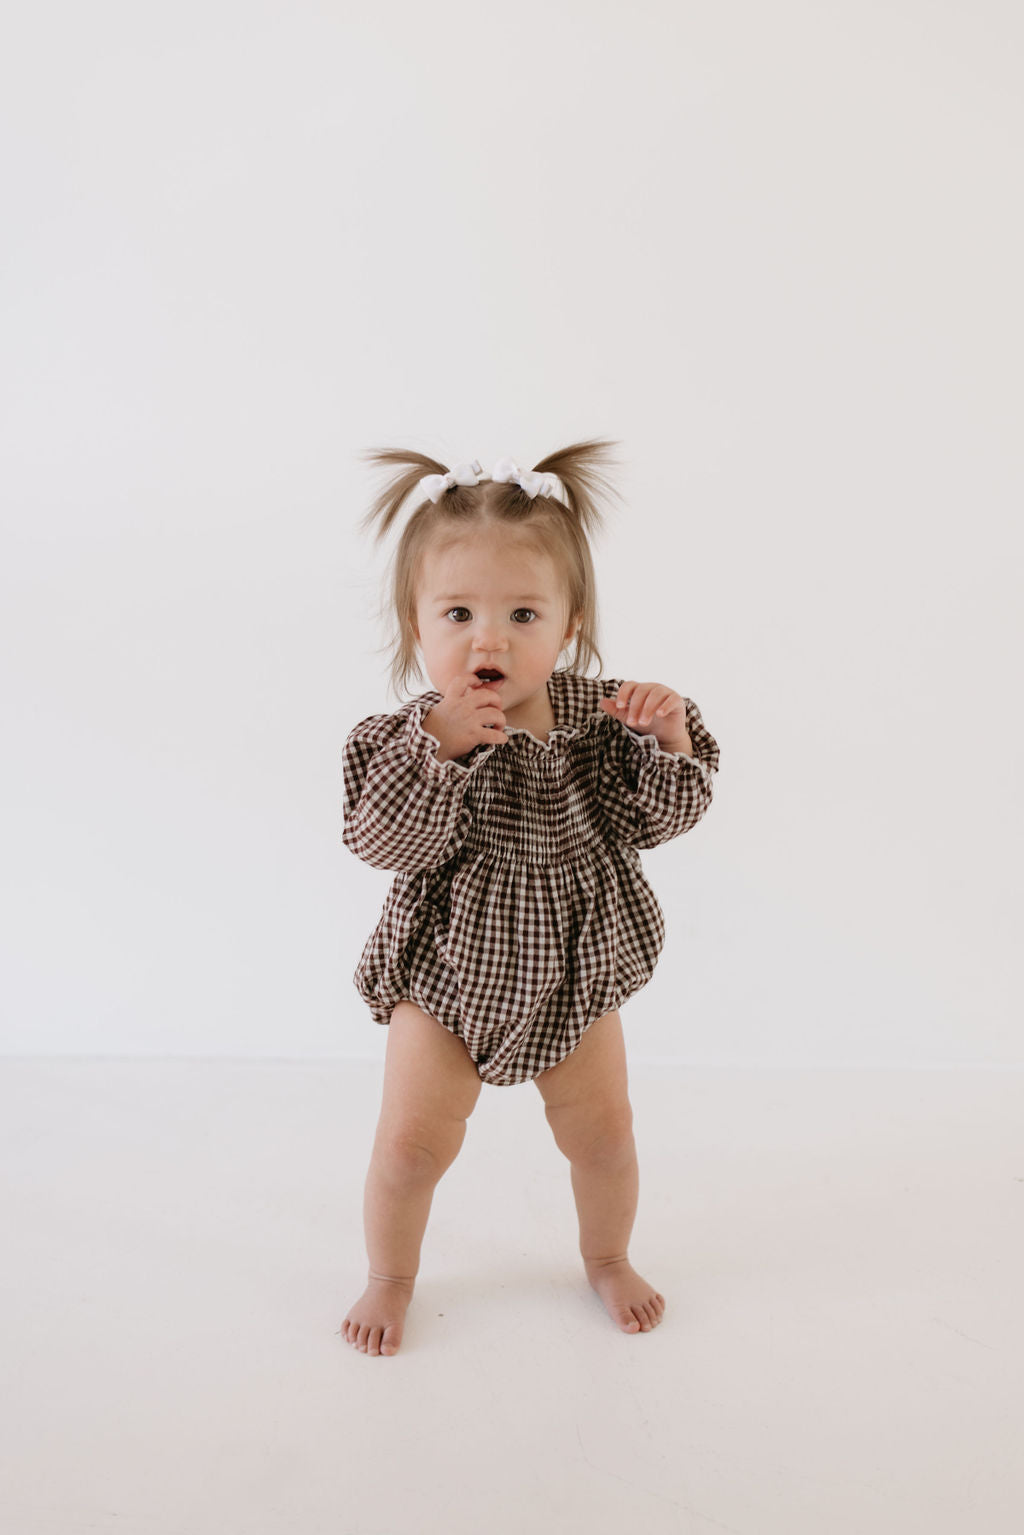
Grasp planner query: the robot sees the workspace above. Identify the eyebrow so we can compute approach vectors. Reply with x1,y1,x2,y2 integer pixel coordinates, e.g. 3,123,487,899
433,593,551,603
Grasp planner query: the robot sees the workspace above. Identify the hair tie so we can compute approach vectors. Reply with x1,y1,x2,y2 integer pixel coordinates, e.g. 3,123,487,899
417,457,565,505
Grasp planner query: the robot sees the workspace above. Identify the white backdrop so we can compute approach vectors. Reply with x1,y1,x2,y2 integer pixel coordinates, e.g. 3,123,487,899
1,1,1020,1065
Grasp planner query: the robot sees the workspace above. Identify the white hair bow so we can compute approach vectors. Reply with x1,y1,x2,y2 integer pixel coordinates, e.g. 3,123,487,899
417,460,486,503
418,457,564,504
490,457,562,500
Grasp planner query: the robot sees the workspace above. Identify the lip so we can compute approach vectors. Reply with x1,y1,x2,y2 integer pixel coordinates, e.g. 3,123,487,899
474,671,506,686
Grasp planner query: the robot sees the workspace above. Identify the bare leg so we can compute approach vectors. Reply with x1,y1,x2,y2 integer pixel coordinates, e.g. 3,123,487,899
535,1011,665,1334
341,1002,482,1356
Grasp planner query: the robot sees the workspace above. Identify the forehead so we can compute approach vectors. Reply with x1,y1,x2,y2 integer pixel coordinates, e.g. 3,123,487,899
420,536,560,597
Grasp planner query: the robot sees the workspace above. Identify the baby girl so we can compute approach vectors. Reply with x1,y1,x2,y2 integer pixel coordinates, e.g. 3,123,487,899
341,441,720,1355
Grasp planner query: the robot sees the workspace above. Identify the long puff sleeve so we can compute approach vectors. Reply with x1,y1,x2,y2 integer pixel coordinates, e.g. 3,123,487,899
596,694,720,850
343,698,496,872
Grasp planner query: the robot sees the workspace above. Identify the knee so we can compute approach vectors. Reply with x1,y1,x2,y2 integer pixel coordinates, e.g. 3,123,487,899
545,1099,634,1166
374,1119,468,1183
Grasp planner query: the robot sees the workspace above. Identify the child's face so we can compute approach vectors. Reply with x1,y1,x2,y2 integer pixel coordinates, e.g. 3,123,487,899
412,531,578,722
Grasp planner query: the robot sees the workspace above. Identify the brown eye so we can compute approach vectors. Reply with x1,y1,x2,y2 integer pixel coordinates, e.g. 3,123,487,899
512,608,537,623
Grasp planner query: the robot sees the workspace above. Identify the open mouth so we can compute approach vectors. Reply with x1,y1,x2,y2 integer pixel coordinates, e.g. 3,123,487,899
475,668,505,683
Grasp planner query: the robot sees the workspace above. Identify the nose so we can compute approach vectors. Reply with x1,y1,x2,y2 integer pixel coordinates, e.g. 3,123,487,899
471,628,508,655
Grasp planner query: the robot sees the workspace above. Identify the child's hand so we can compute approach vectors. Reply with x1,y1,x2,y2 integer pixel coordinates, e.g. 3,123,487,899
422,672,510,761
600,681,692,755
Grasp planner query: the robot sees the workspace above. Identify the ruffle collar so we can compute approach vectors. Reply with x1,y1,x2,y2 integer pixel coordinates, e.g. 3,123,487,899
415,669,618,758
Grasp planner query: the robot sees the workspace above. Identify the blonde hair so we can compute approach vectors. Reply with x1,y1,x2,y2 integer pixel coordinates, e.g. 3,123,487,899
356,438,625,700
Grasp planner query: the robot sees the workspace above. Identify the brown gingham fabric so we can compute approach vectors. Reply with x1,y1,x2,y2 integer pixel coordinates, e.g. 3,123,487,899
342,669,720,1087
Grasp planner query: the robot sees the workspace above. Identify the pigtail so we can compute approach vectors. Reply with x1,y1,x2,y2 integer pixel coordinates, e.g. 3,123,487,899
530,436,626,537
355,448,450,543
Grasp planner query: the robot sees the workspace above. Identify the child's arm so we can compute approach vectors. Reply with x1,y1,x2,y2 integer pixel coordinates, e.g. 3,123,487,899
343,702,490,871
595,693,720,850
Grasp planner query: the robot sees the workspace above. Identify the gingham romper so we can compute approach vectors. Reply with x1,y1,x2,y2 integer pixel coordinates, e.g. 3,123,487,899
342,669,720,1087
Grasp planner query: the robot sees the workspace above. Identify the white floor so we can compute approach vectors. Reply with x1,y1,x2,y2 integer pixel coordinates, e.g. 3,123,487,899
2,1058,1022,1535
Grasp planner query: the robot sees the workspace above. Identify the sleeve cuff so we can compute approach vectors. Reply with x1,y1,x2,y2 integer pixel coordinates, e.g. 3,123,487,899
620,699,716,785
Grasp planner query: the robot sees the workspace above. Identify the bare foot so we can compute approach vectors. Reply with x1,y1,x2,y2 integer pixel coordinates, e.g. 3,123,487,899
584,1256,666,1334
339,1274,415,1356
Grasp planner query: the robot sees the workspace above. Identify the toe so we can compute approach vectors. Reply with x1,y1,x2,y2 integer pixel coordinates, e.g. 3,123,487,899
617,1308,641,1332
634,1307,652,1331
367,1327,383,1356
381,1325,401,1355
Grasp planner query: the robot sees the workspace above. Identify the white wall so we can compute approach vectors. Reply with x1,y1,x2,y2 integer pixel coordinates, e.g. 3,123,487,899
1,1,1020,1064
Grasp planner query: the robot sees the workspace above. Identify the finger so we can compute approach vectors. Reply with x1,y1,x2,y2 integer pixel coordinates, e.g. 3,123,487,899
626,685,657,723
637,688,672,723
631,687,676,728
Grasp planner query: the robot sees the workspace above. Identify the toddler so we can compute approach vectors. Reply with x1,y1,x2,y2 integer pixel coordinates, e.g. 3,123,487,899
340,440,720,1356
